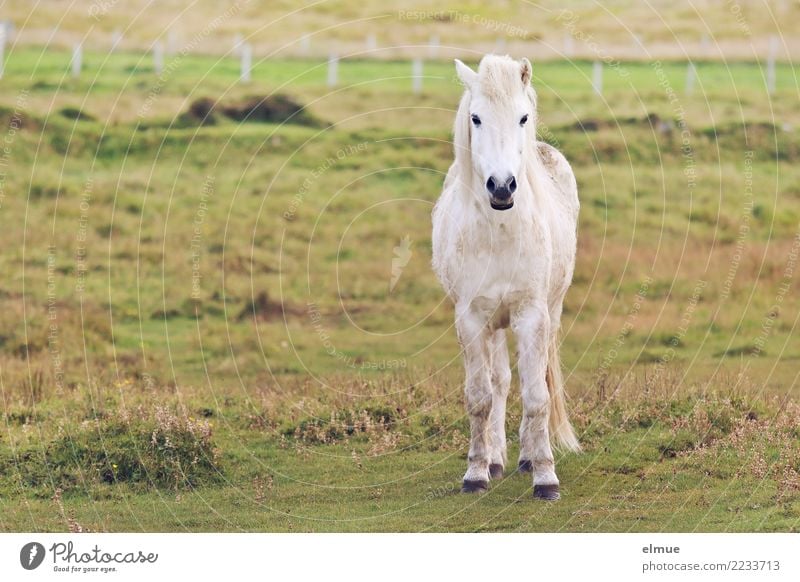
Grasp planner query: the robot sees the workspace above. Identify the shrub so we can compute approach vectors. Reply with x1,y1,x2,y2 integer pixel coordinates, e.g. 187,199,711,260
7,407,221,491
180,94,321,127
284,406,399,444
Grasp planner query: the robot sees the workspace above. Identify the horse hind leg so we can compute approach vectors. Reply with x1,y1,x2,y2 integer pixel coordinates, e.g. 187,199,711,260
514,306,560,501
488,329,511,480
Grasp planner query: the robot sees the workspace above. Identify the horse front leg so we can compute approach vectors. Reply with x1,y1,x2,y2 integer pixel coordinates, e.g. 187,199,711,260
513,304,560,500
488,329,511,479
456,309,493,493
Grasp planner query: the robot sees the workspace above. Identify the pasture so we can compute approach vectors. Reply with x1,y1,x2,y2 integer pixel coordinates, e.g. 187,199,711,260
0,44,799,531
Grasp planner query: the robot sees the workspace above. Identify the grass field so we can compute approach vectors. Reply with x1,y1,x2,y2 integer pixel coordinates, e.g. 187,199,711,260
0,37,799,531
4,0,800,60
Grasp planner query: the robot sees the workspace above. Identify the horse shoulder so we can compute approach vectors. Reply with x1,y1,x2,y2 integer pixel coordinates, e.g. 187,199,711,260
534,142,578,304
536,141,579,218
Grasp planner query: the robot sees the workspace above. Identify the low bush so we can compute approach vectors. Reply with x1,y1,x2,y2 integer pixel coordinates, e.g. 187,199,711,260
3,407,221,492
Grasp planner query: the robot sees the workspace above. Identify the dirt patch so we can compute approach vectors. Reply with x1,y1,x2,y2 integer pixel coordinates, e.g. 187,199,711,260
572,113,671,133
182,94,320,127
0,105,35,131
60,107,96,122
237,291,304,321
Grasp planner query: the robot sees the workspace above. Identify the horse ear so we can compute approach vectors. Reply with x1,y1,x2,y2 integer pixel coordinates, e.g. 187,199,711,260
520,57,532,86
454,59,477,88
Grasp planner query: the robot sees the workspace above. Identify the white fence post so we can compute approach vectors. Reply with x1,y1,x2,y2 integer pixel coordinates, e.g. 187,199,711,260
153,41,164,75
300,34,310,57
0,23,6,80
412,58,423,94
633,33,642,52
233,33,243,56
111,29,122,52
166,29,176,56
700,33,710,60
767,35,778,95
563,33,574,57
327,53,338,87
685,61,696,95
71,43,82,78
240,43,252,83
366,34,376,53
428,34,439,59
592,61,602,95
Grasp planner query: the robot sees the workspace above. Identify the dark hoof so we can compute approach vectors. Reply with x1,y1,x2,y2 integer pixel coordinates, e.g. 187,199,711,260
489,464,504,480
533,484,560,501
462,479,489,493
518,459,533,474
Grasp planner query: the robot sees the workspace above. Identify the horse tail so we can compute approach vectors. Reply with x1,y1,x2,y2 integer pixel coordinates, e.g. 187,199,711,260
546,332,581,452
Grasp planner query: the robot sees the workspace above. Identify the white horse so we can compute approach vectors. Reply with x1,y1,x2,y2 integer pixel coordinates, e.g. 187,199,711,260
432,55,581,500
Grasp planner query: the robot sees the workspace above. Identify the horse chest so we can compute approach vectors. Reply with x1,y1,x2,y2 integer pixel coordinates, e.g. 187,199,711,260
451,226,548,313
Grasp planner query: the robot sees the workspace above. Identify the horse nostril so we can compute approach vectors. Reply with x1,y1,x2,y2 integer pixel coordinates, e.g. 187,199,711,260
486,177,497,194
507,176,517,194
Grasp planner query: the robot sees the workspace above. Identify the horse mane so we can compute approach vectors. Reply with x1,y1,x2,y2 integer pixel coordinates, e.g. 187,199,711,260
452,90,474,182
452,55,545,197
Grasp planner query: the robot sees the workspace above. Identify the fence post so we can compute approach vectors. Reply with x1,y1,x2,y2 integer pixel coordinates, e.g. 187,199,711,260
110,29,122,52
563,33,574,57
300,34,310,57
428,34,439,59
592,61,602,95
71,43,82,78
767,35,778,95
366,34,376,53
0,23,6,80
241,43,252,83
633,34,643,56
327,53,338,87
166,29,176,56
700,33,710,55
153,41,164,75
233,33,243,56
412,58,423,94
685,61,696,95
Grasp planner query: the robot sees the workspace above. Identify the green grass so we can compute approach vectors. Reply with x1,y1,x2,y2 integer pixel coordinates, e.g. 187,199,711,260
2,384,798,532
1,45,799,531
3,445,796,533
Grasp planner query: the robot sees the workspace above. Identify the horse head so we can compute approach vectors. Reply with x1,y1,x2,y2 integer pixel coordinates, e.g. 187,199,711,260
454,55,538,211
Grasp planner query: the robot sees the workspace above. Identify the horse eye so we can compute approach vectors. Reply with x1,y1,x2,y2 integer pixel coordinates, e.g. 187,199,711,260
471,114,481,127
520,114,529,126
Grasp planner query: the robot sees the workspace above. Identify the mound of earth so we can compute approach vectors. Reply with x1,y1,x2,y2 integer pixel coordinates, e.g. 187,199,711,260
182,94,320,127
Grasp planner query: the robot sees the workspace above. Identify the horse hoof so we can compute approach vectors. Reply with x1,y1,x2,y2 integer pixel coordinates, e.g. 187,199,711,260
462,479,489,493
518,460,533,474
489,464,504,480
533,484,560,501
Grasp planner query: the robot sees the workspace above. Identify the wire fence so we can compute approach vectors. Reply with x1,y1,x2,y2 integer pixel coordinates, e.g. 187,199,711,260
0,19,794,97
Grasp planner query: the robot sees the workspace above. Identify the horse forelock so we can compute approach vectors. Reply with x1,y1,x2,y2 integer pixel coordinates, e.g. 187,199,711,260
476,54,526,104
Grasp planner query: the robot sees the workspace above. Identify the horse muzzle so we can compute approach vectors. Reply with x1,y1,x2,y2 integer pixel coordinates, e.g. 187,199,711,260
486,175,516,211
490,198,514,211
